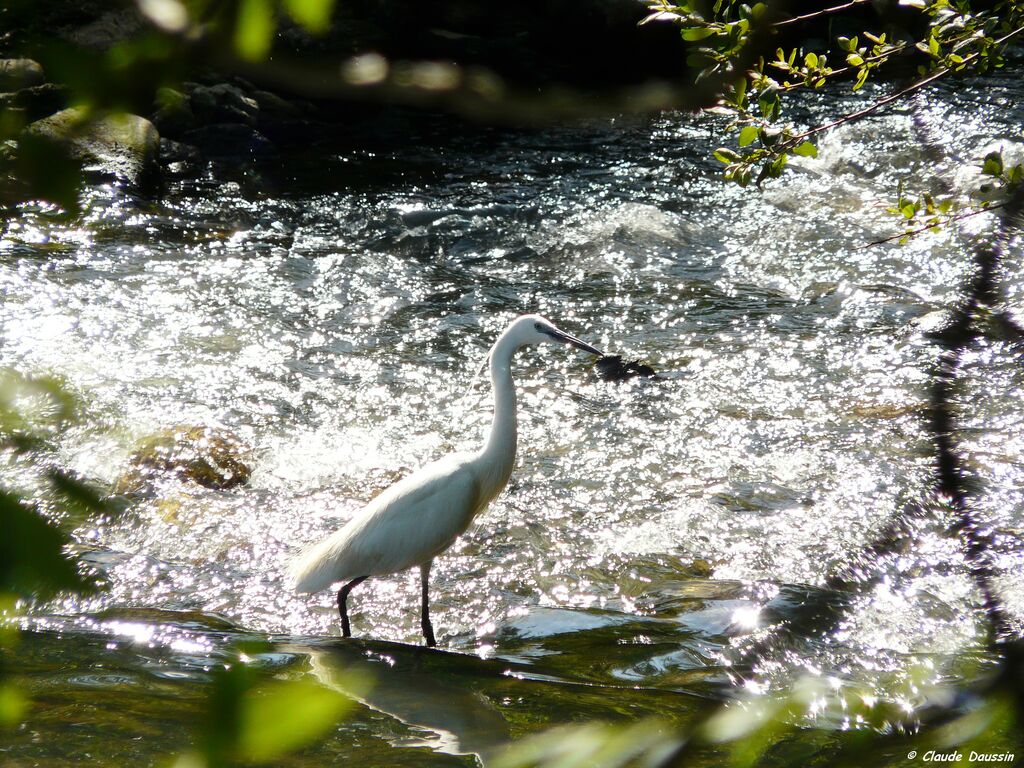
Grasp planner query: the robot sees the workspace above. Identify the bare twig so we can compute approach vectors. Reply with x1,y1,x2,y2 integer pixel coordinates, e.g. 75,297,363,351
774,0,872,27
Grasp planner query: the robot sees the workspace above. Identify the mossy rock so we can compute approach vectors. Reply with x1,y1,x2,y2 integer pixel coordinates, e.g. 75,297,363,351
117,425,253,493
688,558,714,578
26,107,160,187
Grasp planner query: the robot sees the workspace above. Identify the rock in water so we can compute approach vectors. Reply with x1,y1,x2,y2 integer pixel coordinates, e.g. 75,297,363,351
116,426,253,493
595,354,657,381
26,107,160,187
0,59,45,91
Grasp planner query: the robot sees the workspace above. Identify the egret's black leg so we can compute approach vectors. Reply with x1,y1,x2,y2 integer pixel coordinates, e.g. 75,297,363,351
338,576,368,638
420,561,436,647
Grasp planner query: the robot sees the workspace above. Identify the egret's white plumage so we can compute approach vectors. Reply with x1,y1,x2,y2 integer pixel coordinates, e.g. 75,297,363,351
290,314,601,645
292,456,481,593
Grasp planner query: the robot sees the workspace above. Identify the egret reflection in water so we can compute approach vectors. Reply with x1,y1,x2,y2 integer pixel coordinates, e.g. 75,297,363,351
307,642,513,761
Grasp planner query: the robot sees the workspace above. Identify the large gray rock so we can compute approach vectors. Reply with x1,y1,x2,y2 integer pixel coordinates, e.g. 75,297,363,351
190,83,260,126
151,87,197,138
0,59,45,91
26,107,160,186
63,9,144,49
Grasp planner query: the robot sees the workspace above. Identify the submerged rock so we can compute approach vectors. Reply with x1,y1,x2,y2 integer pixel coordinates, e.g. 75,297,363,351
116,425,253,493
595,354,657,381
26,107,160,186
159,137,201,167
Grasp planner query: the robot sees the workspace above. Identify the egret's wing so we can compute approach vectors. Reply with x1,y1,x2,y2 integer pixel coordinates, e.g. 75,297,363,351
291,457,481,592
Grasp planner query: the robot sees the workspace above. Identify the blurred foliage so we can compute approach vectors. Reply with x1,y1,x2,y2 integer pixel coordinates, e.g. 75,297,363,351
172,644,361,768
495,665,1023,767
0,0,339,212
0,374,358,763
0,372,96,599
2,1,1024,766
0,373,100,736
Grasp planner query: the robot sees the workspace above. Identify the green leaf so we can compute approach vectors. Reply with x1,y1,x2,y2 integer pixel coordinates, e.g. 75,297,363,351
981,152,1003,177
757,88,780,120
733,76,747,107
681,27,716,41
282,0,334,32
901,203,917,219
738,126,759,147
237,679,353,762
235,0,275,61
0,491,94,599
804,52,818,68
846,53,864,66
713,148,741,163
792,141,818,158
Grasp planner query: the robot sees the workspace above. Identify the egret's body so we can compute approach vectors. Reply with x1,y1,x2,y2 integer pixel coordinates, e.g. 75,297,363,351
291,314,600,646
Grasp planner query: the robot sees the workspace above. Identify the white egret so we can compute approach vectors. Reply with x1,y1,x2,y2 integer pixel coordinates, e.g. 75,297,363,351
291,314,601,646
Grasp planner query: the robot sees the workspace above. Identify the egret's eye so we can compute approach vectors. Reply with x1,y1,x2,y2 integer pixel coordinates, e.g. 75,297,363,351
534,322,543,331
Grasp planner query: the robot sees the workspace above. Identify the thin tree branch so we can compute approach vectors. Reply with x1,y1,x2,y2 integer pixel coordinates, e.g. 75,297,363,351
787,25,1024,144
863,203,1007,247
774,0,873,27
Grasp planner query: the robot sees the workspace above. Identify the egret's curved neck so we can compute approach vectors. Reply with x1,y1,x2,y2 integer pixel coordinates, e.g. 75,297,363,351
477,330,520,502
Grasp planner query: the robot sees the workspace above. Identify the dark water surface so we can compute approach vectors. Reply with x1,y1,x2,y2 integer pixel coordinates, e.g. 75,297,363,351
2,71,1023,765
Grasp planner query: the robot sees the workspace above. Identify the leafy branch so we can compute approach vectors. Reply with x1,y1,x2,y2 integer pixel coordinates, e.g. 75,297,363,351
645,0,1024,227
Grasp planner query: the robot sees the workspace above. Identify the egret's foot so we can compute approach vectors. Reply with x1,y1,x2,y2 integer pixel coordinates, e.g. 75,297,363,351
422,621,436,647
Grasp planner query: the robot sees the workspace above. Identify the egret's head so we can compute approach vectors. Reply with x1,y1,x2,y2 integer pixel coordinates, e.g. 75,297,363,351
508,314,602,355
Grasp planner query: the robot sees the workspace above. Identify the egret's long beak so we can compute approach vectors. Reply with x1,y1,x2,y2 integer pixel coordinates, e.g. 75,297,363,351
543,328,602,356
